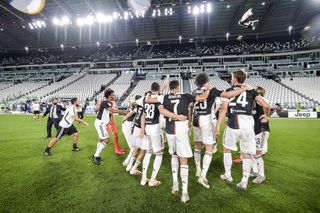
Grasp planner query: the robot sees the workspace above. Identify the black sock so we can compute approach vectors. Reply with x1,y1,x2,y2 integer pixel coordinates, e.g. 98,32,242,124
73,144,78,148
45,147,51,152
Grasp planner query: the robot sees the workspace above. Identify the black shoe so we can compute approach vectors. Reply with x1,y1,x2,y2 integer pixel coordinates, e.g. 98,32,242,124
46,136,51,138
92,155,101,165
43,150,51,156
72,147,81,152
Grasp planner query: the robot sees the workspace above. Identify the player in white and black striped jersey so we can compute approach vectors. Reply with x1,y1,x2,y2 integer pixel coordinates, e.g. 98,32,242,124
215,70,270,190
190,73,252,189
92,89,128,165
43,98,89,156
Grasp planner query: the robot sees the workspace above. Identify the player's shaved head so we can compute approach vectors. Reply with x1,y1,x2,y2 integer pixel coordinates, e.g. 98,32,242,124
195,73,209,87
169,80,179,90
257,86,265,97
232,70,247,84
151,82,160,92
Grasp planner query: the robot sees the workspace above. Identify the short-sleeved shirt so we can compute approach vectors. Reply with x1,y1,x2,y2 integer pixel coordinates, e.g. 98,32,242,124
143,95,161,125
193,87,223,115
59,105,77,128
96,101,113,123
223,86,259,129
158,93,196,134
126,107,136,122
253,97,270,134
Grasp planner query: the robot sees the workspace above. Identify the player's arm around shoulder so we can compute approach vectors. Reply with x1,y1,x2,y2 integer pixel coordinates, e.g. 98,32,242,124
220,84,252,99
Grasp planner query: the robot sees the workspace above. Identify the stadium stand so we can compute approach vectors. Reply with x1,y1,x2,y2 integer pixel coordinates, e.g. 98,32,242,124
46,74,117,101
104,73,134,100
282,77,320,103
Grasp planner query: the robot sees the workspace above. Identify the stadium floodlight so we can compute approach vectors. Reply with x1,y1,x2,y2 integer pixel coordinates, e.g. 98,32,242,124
206,3,212,13
200,4,205,13
36,20,42,28
188,6,191,14
61,16,70,25
135,38,139,46
106,15,113,23
60,44,64,51
96,12,106,23
152,9,156,17
124,11,129,20
96,41,100,47
157,9,161,16
179,35,182,44
226,32,230,41
165,8,168,16
169,8,173,15
76,18,84,26
52,17,59,25
25,46,28,53
86,15,94,25
261,2,266,5
193,5,200,16
22,25,26,29
113,12,119,20
227,5,230,8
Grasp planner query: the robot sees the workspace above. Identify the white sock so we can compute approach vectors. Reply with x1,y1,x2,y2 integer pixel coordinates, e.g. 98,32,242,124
252,156,258,174
194,148,201,172
201,151,212,178
223,152,233,177
142,152,152,179
151,153,163,180
130,160,141,172
180,165,189,194
256,157,265,177
94,142,106,157
242,158,252,184
126,156,136,171
123,149,133,166
171,154,179,184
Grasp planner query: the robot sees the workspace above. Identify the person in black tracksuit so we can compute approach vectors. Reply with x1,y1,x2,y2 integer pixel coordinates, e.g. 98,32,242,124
43,99,65,138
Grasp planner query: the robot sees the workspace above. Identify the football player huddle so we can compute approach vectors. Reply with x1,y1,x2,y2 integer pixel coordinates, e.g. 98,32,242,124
119,70,270,203
43,70,270,204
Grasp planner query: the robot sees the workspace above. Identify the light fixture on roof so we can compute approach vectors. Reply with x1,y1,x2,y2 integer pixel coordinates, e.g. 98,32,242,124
226,32,230,41
288,26,293,35
261,2,266,6
193,6,200,15
237,35,243,40
52,17,59,25
96,12,106,23
157,9,161,16
206,3,212,13
200,4,205,13
22,25,26,29
0,28,3,31
112,12,119,20
25,46,28,54
179,35,182,44
135,38,139,46
96,41,100,47
60,44,64,51
227,5,230,8
124,11,129,20
29,20,46,29
188,6,191,14
152,9,156,17
76,17,84,26
61,16,70,25
304,25,311,31
86,15,94,25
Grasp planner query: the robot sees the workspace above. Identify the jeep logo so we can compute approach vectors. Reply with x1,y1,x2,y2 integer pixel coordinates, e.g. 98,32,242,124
294,112,311,117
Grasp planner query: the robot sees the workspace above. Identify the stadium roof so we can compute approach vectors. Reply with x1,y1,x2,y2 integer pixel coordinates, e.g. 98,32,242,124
0,0,319,50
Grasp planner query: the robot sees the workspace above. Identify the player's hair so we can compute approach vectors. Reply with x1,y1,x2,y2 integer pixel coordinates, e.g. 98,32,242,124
71,98,77,104
151,82,160,92
135,95,142,100
104,89,114,98
256,86,265,97
232,70,247,84
169,80,179,90
195,73,209,87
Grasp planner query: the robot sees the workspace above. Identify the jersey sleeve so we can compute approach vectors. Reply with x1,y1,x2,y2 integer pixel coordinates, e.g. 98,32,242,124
104,101,113,109
136,97,144,106
69,106,76,116
209,88,223,99
252,90,260,99
157,95,165,104
221,87,232,102
185,93,196,104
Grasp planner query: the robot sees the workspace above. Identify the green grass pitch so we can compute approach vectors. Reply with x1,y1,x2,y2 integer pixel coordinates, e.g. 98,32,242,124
0,114,319,213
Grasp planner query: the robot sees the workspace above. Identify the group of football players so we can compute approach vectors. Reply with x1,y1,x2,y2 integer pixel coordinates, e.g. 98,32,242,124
43,70,270,203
